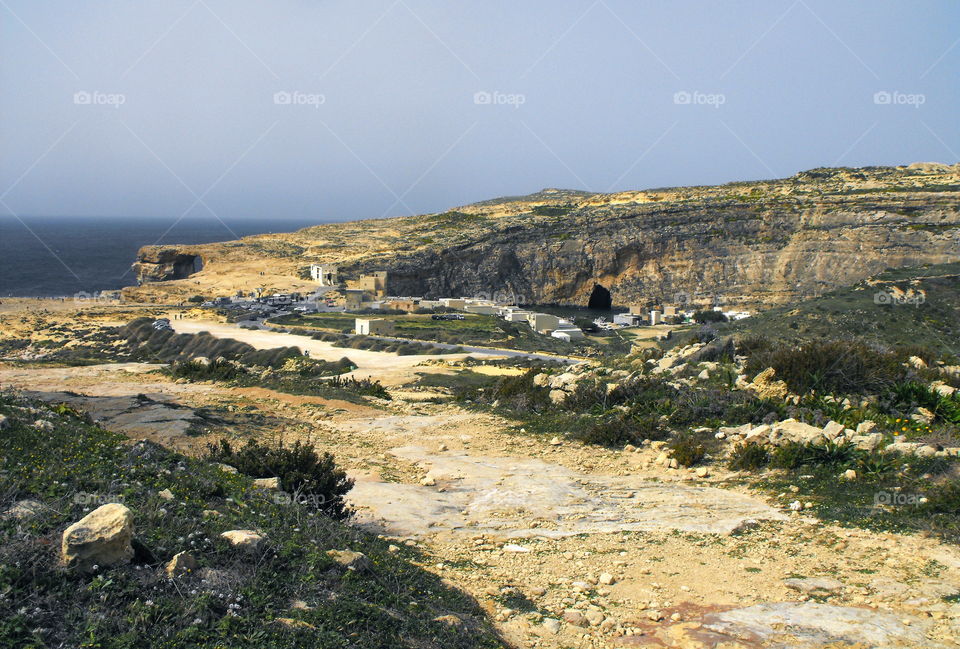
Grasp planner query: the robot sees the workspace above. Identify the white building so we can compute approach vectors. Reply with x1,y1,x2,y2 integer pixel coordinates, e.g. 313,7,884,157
552,327,585,341
310,264,340,286
464,304,498,315
355,318,394,335
503,309,532,322
527,313,560,334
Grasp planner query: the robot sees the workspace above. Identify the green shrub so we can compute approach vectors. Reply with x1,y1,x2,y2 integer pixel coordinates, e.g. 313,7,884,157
571,411,666,447
770,440,863,470
205,438,354,520
694,310,728,323
668,432,707,467
727,443,770,470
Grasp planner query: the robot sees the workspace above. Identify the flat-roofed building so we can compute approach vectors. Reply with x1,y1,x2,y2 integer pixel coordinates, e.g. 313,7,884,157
355,318,394,335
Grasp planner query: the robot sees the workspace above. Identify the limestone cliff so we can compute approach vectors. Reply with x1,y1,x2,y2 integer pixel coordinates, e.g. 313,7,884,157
126,163,960,307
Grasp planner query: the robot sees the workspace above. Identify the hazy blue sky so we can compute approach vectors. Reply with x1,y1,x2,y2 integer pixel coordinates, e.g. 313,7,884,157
2,1,958,223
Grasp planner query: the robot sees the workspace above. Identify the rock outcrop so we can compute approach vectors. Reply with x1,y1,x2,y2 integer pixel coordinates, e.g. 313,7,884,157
132,247,203,284
126,164,960,307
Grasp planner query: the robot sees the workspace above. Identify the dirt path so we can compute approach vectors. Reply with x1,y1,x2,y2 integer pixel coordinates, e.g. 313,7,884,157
2,358,959,647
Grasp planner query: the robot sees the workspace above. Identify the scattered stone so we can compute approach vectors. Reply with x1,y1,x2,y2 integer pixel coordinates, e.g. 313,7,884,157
646,609,663,622
61,503,134,571
433,614,463,627
549,436,562,446
201,509,222,518
695,467,710,478
420,475,436,486
253,477,280,490
0,415,8,430
585,610,605,626
745,368,789,400
822,421,845,439
2,499,43,520
33,419,54,432
158,488,174,501
388,544,400,553
542,618,561,634
290,600,314,611
599,572,616,585
623,444,637,453
843,469,857,481
502,543,531,553
326,549,371,571
563,610,587,627
215,463,238,474
855,421,877,434
165,551,198,578
220,530,265,550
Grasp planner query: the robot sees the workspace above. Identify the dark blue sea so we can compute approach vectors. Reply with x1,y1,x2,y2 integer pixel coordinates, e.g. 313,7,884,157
0,215,325,297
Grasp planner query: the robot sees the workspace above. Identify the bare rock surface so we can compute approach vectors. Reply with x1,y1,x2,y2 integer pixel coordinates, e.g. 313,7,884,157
699,602,948,648
349,446,786,538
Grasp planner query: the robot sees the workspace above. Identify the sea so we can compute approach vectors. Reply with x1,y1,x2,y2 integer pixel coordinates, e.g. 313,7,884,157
0,215,326,297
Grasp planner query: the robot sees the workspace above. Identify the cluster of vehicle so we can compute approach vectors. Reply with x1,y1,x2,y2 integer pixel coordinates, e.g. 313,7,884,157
431,313,465,321
152,318,172,331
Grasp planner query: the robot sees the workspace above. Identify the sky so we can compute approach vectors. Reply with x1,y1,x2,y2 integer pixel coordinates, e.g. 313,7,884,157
1,0,958,224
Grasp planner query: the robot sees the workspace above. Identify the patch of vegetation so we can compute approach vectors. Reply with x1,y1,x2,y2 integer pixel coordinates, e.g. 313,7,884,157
722,262,960,360
744,340,907,395
125,318,301,368
748,442,960,543
205,439,354,520
0,394,505,649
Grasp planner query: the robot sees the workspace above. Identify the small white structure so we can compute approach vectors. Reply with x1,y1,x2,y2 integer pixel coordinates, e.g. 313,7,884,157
464,304,498,315
649,310,662,325
440,298,466,310
528,313,560,334
503,309,532,322
613,313,642,326
310,264,340,286
355,318,394,335
552,327,585,341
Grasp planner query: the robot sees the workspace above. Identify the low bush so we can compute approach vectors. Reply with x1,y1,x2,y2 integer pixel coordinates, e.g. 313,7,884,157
205,438,354,520
668,432,707,467
769,440,863,470
727,443,770,470
745,340,906,395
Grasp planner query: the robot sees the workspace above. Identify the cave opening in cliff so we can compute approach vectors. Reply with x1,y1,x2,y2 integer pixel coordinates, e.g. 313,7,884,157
587,284,612,310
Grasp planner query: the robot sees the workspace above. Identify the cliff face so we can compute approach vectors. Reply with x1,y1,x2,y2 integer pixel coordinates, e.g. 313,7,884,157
127,163,960,307
132,247,203,284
